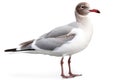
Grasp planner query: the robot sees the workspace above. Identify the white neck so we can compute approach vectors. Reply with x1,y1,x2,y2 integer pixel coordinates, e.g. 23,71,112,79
75,11,93,36
75,11,89,24
75,11,92,28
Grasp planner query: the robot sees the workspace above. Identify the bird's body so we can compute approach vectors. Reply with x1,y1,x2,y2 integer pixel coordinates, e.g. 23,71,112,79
16,19,93,56
5,2,100,78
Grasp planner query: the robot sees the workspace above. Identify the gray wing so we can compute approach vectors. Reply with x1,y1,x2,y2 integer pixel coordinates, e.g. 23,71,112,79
34,25,76,50
35,34,76,50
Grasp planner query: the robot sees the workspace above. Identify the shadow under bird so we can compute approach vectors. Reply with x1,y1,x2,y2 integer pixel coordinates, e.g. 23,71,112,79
5,2,100,78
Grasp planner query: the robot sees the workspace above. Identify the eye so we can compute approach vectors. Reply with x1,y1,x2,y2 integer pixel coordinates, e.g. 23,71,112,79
80,5,88,9
80,5,85,9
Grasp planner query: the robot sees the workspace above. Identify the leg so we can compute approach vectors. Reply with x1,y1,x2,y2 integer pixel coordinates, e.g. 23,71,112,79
68,56,72,75
68,56,82,77
60,57,64,77
60,57,73,78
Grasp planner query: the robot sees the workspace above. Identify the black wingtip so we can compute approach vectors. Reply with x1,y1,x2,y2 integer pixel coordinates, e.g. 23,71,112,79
4,48,17,52
4,48,35,52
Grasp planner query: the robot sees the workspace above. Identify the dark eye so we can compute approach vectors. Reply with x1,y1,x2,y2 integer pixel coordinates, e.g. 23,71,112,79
80,5,87,9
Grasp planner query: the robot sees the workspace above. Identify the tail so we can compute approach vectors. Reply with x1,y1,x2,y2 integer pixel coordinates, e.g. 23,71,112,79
4,48,35,52
4,48,17,52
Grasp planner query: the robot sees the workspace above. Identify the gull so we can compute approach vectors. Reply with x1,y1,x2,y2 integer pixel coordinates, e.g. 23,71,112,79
5,2,100,78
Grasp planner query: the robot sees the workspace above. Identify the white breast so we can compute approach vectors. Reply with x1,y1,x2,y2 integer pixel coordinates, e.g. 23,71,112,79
53,23,93,56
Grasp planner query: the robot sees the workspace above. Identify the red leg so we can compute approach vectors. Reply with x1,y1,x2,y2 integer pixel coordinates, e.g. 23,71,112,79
60,57,64,77
60,57,73,78
68,56,82,77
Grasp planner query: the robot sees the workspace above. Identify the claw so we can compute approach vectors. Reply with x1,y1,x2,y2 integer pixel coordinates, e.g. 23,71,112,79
61,75,74,78
69,73,82,77
61,74,82,78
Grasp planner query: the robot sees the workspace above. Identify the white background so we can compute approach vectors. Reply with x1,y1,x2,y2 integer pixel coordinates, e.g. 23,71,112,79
0,0,120,80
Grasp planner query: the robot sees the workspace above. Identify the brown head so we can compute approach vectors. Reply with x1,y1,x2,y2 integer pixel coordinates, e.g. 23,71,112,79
75,2,100,16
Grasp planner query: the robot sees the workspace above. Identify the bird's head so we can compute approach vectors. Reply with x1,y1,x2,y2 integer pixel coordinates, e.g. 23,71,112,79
75,2,100,16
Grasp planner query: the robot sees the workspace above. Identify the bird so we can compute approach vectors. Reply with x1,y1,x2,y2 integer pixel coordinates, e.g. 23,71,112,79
4,2,100,78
